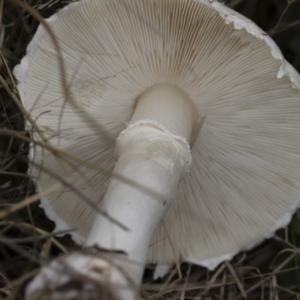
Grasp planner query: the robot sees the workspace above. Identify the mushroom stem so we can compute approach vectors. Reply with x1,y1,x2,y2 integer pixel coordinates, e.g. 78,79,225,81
85,84,199,298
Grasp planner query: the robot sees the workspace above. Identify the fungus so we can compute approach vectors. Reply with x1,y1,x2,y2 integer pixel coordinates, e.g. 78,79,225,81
14,0,300,299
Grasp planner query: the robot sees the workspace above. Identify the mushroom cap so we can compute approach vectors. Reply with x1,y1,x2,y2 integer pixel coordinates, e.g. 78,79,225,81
14,0,300,270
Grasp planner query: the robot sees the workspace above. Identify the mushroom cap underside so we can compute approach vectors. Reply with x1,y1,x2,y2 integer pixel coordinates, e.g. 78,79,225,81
14,0,300,269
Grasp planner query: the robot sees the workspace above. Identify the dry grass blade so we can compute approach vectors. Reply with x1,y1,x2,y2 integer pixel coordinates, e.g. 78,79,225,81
269,0,298,36
277,285,300,297
204,263,226,294
0,0,4,48
228,0,245,8
271,250,298,272
162,221,182,280
0,71,75,189
0,221,68,253
9,0,114,145
0,128,168,208
232,279,267,300
268,19,300,36
0,182,66,219
225,261,247,298
3,269,39,293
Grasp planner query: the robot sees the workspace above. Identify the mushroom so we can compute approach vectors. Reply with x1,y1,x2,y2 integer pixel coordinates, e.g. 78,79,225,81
14,0,300,299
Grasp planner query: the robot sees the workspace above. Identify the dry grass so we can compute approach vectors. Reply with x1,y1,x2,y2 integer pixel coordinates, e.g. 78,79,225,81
1,0,300,299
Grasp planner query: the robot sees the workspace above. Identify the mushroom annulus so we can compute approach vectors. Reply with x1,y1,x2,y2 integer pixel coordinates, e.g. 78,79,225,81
14,0,300,299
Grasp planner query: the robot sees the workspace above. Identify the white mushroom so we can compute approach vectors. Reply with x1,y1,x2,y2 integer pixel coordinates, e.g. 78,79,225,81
14,0,300,299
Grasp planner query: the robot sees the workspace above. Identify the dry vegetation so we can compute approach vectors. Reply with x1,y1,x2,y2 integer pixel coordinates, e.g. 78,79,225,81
1,0,300,299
